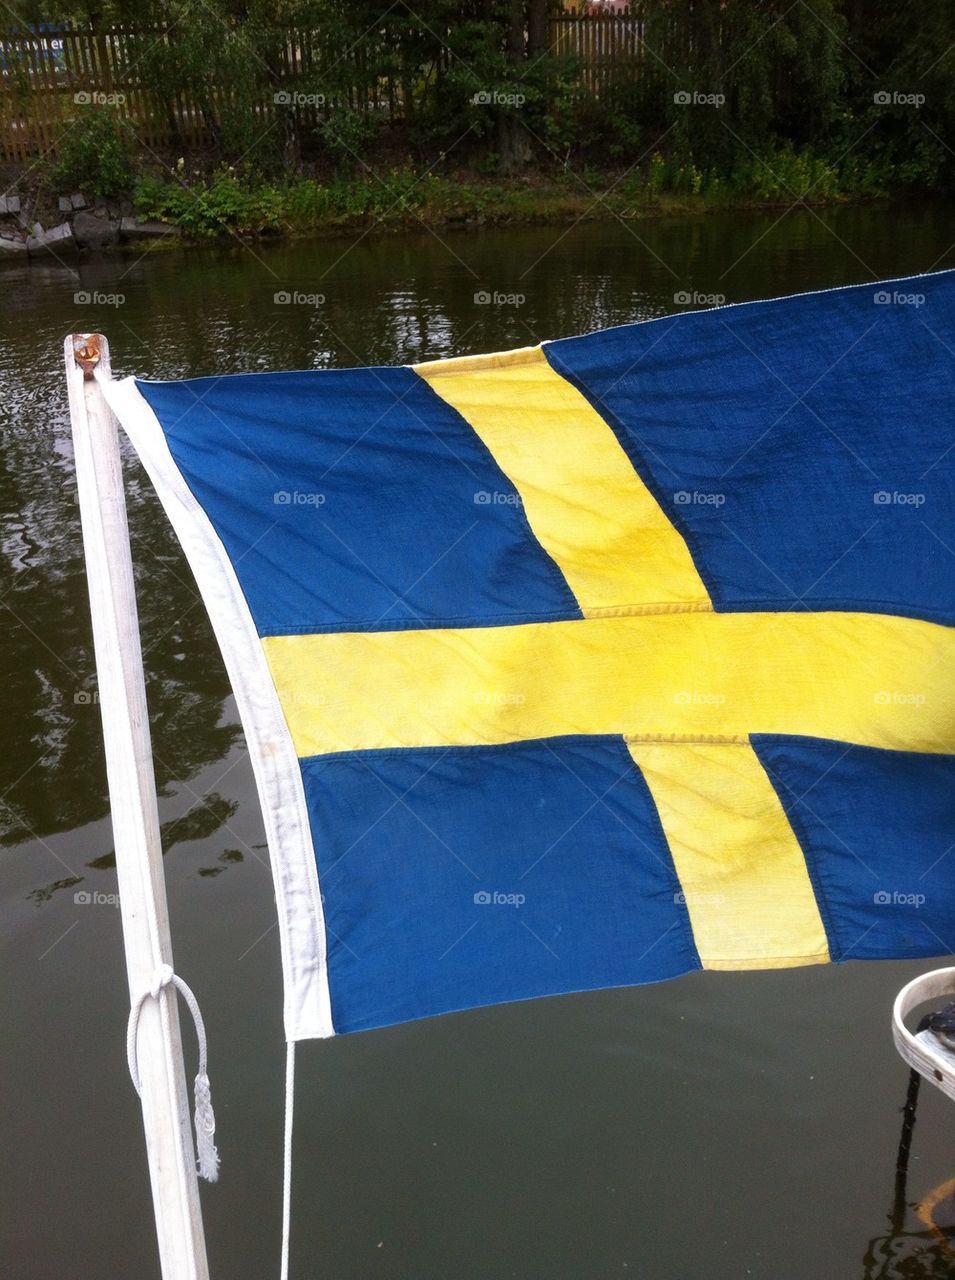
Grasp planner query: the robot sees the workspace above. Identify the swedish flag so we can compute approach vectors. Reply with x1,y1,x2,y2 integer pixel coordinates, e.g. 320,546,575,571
107,271,955,1038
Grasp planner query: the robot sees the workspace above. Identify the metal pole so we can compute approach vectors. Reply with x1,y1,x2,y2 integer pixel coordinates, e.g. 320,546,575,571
64,334,210,1280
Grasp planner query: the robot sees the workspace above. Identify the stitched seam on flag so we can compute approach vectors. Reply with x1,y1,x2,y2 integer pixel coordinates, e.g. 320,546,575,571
637,734,750,746
704,953,831,965
295,733,755,766
298,737,622,764
257,608,584,636
296,733,955,766
751,739,842,963
255,600,719,636
539,342,721,608
572,601,714,617
252,597,955,638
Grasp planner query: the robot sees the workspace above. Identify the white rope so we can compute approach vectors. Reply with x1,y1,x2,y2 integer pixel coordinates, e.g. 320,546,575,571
281,1041,296,1280
127,964,220,1182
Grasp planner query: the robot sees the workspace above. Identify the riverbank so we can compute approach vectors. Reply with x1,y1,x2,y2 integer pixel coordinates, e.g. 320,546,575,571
0,148,896,257
133,167,872,240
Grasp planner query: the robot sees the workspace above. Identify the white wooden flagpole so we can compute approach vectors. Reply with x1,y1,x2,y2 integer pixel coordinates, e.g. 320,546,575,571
64,333,210,1280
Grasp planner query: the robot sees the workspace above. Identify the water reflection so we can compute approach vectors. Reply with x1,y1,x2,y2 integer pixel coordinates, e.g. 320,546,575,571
0,452,243,850
86,790,240,870
863,1220,955,1278
864,1060,955,1279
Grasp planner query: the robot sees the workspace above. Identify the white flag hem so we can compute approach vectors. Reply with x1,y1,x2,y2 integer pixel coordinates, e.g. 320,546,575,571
99,374,335,1041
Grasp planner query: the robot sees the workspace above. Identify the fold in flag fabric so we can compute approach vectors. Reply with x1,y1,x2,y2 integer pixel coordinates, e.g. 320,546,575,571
103,271,955,1039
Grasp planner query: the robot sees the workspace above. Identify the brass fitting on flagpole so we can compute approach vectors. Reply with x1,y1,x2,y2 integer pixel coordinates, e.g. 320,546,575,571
72,333,102,381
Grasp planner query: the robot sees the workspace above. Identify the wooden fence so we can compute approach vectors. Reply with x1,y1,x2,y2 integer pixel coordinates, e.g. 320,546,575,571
552,14,645,95
0,15,645,163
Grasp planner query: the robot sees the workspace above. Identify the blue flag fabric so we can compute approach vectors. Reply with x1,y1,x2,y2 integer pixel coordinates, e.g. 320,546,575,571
105,272,955,1038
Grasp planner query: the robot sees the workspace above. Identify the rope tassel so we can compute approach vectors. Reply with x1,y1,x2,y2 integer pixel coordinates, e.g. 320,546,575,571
128,964,220,1183
193,1070,220,1183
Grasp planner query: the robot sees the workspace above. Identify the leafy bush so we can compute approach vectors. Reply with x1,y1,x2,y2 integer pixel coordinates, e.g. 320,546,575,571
315,108,380,174
730,146,840,201
128,10,289,175
134,172,286,237
52,109,134,199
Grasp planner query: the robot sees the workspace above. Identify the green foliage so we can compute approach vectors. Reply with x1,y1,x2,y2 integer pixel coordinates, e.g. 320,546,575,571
624,143,844,204
631,0,847,172
131,168,596,237
134,171,286,237
838,0,954,191
52,109,134,198
124,5,290,175
315,108,380,174
34,0,955,205
729,147,841,202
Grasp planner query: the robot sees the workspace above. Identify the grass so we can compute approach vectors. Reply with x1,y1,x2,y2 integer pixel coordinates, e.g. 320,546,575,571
130,149,892,243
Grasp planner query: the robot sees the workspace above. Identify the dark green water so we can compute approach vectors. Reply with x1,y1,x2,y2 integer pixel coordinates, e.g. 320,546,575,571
2,202,955,1280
